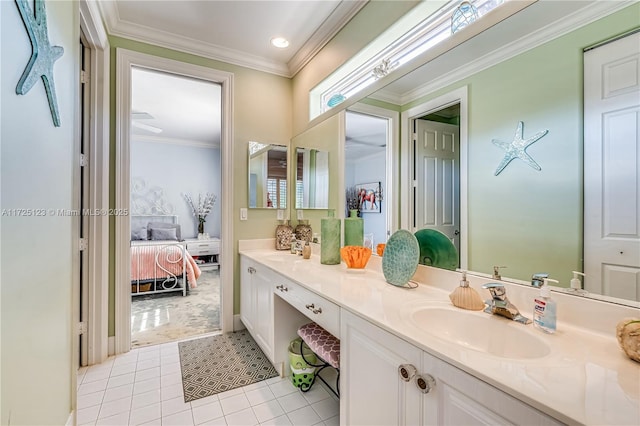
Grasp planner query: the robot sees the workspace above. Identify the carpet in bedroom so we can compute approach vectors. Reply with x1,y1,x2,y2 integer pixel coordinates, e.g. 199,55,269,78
131,269,221,348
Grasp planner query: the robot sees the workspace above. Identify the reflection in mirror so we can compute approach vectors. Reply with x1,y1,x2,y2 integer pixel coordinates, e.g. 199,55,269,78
411,104,461,268
345,111,388,249
353,3,639,306
295,148,329,209
248,142,287,209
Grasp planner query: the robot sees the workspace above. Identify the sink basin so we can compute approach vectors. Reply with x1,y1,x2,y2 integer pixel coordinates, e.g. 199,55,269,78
409,307,550,359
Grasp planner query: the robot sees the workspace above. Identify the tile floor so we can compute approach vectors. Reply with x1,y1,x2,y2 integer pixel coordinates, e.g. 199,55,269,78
76,339,340,426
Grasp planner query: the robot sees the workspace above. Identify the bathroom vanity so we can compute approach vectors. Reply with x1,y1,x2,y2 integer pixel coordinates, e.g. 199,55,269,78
239,240,639,425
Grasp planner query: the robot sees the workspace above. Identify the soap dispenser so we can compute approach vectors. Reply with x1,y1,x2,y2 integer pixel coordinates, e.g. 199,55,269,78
568,271,587,295
533,278,558,334
449,271,485,311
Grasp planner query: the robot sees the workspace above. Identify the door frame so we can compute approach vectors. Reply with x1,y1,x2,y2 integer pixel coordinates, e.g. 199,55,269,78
345,103,400,237
400,86,468,270
79,0,110,365
114,49,234,354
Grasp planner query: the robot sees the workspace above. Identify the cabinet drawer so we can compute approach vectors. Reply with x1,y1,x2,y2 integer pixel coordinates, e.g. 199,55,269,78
273,276,340,338
187,240,220,255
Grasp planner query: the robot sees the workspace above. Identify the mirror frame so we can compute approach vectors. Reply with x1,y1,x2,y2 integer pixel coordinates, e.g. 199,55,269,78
248,142,288,209
298,2,639,308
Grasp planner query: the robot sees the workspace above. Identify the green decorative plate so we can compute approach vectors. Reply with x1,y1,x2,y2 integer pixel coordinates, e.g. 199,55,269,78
414,229,458,271
382,230,420,286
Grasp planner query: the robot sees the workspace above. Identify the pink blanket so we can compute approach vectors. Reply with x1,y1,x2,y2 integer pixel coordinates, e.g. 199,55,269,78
131,244,201,288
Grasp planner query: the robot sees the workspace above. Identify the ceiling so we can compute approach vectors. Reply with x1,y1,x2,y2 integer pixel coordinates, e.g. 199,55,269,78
98,0,368,77
106,0,370,148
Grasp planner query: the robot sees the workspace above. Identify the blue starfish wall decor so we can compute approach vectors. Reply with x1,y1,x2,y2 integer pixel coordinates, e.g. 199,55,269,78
492,121,548,176
15,0,64,127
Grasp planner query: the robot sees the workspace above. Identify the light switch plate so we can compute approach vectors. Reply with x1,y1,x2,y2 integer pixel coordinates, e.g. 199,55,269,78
297,210,304,220
240,208,248,221
277,209,284,220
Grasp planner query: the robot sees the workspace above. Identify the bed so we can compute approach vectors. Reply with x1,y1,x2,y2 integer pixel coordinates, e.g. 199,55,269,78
130,215,201,296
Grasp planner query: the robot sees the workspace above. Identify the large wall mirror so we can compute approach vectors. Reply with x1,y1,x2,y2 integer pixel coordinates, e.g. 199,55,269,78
319,1,639,307
248,142,287,209
291,113,343,218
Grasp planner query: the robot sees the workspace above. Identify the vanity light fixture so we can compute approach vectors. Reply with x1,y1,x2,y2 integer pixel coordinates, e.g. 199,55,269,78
270,37,290,48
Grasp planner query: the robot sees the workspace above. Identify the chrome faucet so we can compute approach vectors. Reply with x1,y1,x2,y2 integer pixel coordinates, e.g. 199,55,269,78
531,273,548,288
482,283,531,324
492,265,506,280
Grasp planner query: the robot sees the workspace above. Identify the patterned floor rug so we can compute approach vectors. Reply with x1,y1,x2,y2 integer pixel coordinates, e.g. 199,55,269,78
131,269,221,348
178,330,279,402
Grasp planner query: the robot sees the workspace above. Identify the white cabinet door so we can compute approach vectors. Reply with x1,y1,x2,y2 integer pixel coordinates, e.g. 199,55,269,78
240,256,256,334
240,256,274,361
340,310,423,426
254,267,274,358
421,351,561,426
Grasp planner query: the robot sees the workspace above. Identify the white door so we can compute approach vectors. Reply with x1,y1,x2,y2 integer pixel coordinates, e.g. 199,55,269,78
414,120,461,254
584,32,640,301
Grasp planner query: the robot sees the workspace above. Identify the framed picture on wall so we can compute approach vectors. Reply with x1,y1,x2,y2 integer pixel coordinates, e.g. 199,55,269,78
356,182,381,213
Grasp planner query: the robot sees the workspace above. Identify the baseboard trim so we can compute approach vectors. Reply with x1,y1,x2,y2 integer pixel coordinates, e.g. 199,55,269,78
233,314,245,332
108,336,115,356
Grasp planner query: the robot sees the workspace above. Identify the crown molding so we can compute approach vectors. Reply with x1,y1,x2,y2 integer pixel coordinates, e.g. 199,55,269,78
372,0,634,106
106,19,290,76
287,0,369,77
97,0,368,78
132,135,220,149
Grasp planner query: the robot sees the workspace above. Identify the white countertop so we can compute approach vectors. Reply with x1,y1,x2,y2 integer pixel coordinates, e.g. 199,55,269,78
239,246,640,426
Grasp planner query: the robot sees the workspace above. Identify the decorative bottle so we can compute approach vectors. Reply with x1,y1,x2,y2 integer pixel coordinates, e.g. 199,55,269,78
344,209,364,246
295,220,313,243
275,220,293,250
321,210,341,265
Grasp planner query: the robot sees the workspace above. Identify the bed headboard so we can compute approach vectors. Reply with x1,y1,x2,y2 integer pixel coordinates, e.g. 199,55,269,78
131,215,178,230
131,215,181,241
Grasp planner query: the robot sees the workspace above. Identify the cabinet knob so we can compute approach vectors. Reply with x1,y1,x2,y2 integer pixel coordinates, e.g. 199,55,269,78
276,284,288,292
306,303,315,310
247,267,256,274
415,374,436,394
312,307,322,314
398,364,417,382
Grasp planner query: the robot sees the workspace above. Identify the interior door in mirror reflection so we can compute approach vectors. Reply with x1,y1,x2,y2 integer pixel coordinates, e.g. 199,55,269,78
414,119,460,256
248,143,287,209
584,32,640,302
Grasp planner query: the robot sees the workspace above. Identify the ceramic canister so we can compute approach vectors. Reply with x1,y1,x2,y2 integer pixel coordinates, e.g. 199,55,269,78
275,220,293,250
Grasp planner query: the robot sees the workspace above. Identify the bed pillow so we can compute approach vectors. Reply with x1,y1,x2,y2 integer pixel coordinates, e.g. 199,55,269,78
150,227,178,241
131,226,147,241
147,222,182,240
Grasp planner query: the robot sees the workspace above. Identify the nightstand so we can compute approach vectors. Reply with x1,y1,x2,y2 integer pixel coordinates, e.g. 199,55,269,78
185,237,220,270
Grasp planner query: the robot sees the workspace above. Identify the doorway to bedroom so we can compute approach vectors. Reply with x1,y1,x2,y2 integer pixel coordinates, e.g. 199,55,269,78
128,66,223,348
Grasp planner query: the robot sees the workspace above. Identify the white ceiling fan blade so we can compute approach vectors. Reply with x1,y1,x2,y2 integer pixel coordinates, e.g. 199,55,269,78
132,121,163,134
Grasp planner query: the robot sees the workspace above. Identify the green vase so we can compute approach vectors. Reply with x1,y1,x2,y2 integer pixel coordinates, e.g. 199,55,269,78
344,209,363,246
321,210,341,265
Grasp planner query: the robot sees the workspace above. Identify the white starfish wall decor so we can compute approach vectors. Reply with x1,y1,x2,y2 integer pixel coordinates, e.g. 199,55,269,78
15,0,64,127
492,121,548,176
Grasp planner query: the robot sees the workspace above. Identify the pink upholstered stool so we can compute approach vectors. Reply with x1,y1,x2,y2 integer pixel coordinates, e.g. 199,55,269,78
297,322,340,397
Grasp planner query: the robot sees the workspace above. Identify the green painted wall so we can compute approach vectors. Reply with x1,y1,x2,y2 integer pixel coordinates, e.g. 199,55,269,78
107,36,293,335
400,4,640,285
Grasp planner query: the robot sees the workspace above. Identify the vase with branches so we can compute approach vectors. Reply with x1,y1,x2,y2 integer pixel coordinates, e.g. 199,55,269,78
346,186,360,217
184,192,217,235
